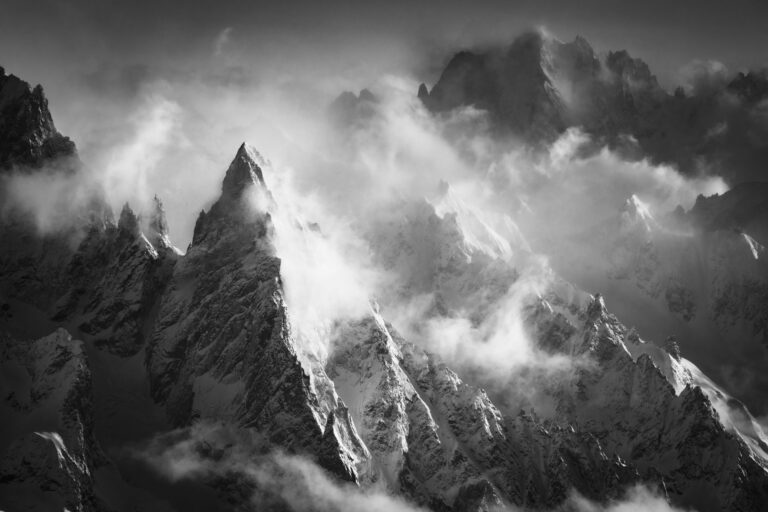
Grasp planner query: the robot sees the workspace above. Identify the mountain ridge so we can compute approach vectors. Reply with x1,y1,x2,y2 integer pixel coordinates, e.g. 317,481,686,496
1,59,768,512
418,30,768,183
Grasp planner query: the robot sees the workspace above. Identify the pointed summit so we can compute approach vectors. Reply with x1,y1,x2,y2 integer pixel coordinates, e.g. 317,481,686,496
220,142,266,200
190,143,273,247
417,83,430,103
147,195,175,250
587,293,606,320
117,203,140,236
149,195,169,237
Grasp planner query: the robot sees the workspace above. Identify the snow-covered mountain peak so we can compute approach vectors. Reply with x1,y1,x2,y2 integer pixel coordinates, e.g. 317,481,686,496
619,194,656,234
220,142,267,200
146,194,178,252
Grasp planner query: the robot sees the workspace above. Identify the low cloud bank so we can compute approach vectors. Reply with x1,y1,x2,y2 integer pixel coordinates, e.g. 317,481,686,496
563,486,691,512
135,423,691,512
137,423,426,512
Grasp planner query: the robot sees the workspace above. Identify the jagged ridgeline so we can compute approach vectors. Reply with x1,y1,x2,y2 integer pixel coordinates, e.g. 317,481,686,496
418,31,768,183
0,67,76,171
1,55,768,512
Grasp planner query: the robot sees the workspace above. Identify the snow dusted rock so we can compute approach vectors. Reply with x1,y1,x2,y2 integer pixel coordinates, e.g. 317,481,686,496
56,202,178,355
367,190,523,323
603,195,698,321
529,294,768,511
147,194,176,251
0,329,107,511
147,143,369,481
328,313,490,509
0,199,177,356
327,310,642,510
364,191,768,511
540,186,768,415
400,329,648,509
0,166,178,355
686,185,768,341
0,66,76,170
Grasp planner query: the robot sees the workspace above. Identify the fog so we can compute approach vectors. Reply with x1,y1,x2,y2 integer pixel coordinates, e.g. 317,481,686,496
135,423,689,512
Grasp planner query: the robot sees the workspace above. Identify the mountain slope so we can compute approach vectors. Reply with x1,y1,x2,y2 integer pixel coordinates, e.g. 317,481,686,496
541,186,768,416
358,190,768,510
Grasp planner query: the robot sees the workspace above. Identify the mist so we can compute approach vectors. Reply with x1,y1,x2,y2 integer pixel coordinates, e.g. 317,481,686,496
135,423,691,512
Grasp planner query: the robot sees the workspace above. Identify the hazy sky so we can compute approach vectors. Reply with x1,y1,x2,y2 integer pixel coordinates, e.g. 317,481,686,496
3,0,768,91
2,0,767,245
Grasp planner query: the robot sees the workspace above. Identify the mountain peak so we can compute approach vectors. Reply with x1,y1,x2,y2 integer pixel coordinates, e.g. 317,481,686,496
190,143,273,247
587,293,606,319
149,195,169,237
147,194,176,251
329,89,379,127
220,142,266,200
117,203,139,236
0,67,76,170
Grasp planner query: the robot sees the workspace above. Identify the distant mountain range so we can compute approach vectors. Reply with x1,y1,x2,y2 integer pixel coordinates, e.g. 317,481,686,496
418,31,768,183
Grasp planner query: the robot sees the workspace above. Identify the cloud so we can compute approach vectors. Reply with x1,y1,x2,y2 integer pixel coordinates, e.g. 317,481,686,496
245,159,383,362
678,59,730,96
213,27,234,57
136,422,426,512
136,423,689,512
513,128,728,243
1,82,183,235
563,486,692,512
